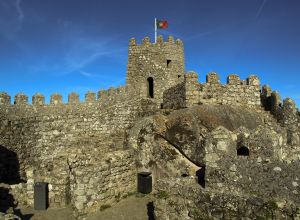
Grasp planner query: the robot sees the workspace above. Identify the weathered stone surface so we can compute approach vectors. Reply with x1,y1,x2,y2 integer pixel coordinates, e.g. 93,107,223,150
0,36,299,220
164,105,264,166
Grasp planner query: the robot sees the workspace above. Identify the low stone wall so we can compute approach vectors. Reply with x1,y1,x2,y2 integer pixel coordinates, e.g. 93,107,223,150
154,178,300,220
203,125,300,204
3,149,137,219
9,169,34,207
69,150,136,219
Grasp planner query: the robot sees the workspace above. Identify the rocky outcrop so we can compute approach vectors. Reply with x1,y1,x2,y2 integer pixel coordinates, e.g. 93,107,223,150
127,103,300,219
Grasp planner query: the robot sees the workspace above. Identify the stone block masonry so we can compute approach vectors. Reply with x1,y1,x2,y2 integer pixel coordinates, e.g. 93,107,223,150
126,35,185,106
0,86,157,216
69,150,136,218
163,71,262,109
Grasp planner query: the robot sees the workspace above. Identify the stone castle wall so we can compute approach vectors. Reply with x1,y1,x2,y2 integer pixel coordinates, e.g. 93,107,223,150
261,84,299,126
163,71,261,109
0,87,157,211
155,177,300,219
69,150,136,218
1,35,299,219
154,124,300,219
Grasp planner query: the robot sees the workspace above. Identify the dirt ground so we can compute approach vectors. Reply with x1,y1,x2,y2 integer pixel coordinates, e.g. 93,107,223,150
16,195,154,220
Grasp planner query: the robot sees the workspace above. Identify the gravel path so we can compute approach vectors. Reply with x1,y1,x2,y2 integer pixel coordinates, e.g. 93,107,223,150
17,195,154,220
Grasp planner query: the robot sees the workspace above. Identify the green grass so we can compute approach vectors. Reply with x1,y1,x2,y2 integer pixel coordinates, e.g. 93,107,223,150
156,190,169,199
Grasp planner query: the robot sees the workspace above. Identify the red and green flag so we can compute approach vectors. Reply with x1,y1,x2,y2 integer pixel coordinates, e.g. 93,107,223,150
156,20,168,29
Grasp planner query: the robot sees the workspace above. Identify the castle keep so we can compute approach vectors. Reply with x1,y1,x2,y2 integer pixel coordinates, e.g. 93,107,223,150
0,36,299,219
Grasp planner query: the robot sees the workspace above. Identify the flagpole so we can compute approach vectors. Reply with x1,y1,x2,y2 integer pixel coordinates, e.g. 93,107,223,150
154,17,157,43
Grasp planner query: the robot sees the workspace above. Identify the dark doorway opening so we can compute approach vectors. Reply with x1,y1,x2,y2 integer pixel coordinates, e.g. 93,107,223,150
0,145,22,184
237,146,249,156
167,59,172,68
196,166,206,188
147,77,154,98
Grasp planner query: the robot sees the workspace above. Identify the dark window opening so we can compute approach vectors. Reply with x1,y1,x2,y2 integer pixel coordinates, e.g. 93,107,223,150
178,75,181,78
160,103,164,109
237,146,249,156
147,77,154,98
167,59,172,68
181,173,189,177
196,166,205,188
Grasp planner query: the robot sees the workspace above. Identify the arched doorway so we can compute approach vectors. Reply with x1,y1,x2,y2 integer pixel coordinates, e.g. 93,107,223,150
147,77,154,98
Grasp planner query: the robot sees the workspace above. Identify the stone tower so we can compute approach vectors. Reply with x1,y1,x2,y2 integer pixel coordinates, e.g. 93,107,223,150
126,35,185,105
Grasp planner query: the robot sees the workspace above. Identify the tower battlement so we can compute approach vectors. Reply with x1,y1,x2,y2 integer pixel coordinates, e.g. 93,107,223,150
126,35,185,106
129,35,183,46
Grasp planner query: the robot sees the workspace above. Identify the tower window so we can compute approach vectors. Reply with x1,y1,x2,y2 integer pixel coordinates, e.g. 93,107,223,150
237,146,249,156
147,77,154,98
167,60,172,68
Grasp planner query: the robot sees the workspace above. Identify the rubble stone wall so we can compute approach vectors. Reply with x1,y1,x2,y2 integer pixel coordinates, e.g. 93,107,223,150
126,36,185,105
69,150,136,218
163,72,261,109
162,82,185,109
0,89,156,209
154,178,300,220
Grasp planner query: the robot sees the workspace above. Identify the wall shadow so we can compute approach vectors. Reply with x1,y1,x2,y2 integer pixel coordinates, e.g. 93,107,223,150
0,145,22,184
0,186,15,213
0,145,33,218
0,186,33,219
147,201,155,220
196,166,206,188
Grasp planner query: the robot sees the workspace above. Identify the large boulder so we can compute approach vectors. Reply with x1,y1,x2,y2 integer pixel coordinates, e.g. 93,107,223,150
164,105,264,166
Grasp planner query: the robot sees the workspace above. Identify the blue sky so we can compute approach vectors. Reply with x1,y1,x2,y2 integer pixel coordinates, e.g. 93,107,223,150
0,0,299,107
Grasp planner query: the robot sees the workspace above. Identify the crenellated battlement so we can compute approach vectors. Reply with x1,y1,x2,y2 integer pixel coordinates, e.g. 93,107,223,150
126,35,185,105
14,93,28,105
164,71,262,109
260,84,299,126
129,35,183,47
190,72,260,86
33,93,45,106
0,92,11,105
0,86,128,109
68,92,79,105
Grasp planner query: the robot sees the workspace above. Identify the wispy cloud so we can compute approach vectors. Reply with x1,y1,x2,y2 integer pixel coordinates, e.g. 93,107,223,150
255,0,267,19
185,28,226,41
79,71,97,78
0,0,24,39
79,71,111,79
29,31,127,78
15,0,24,22
63,36,127,75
